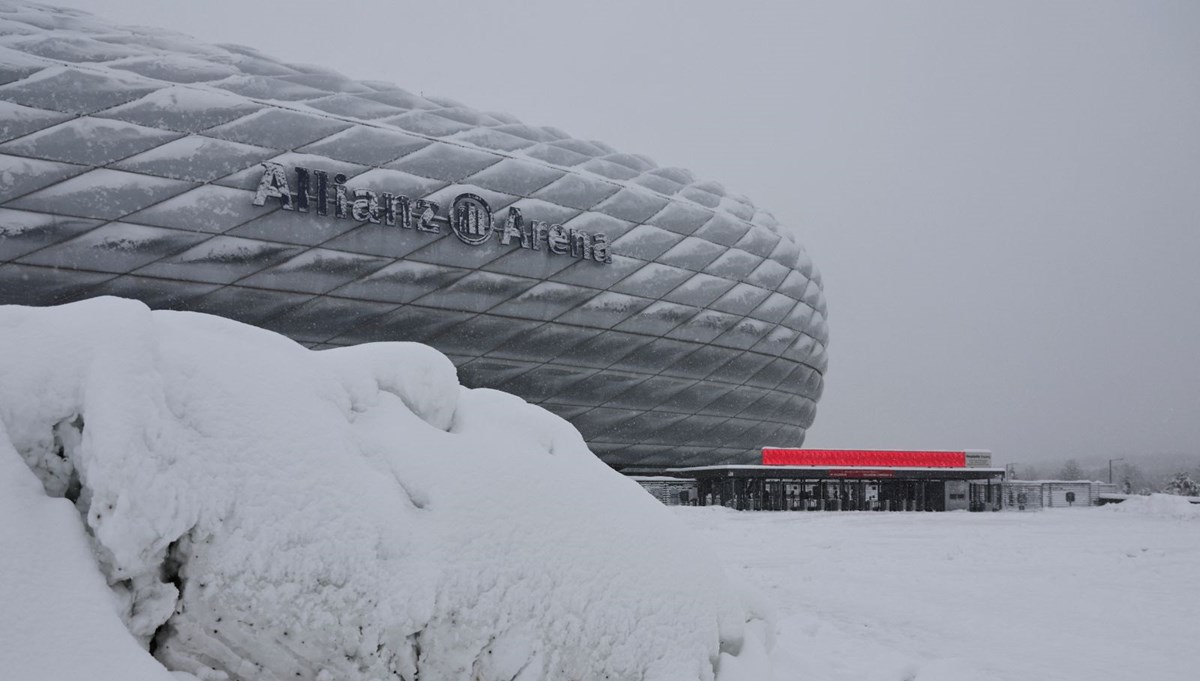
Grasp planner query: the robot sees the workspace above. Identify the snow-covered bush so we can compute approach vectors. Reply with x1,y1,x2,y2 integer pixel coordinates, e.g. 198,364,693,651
1161,471,1200,497
0,298,770,681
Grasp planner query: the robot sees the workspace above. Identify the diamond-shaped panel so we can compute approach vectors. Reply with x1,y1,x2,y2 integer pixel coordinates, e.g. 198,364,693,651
206,109,352,150
610,224,683,261
124,185,274,234
91,275,219,308
609,262,693,299
238,248,390,294
412,271,538,313
137,235,305,284
330,261,469,304
489,282,599,322
0,262,112,305
0,65,159,114
426,315,539,357
113,135,275,183
7,168,194,220
0,153,86,202
0,117,180,165
18,222,208,273
389,143,502,183
614,300,699,336
304,94,406,120
554,292,653,329
0,100,70,142
531,173,621,211
298,126,429,167
97,86,262,133
0,207,101,260
465,158,564,197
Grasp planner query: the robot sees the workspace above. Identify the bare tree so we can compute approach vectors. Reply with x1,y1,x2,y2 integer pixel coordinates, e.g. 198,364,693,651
1059,459,1085,480
1117,462,1151,494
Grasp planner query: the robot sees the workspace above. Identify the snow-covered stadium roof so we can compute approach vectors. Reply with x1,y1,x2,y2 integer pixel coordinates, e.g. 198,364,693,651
0,0,828,469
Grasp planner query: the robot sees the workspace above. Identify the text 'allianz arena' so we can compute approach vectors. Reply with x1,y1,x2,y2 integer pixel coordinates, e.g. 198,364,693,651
0,2,828,470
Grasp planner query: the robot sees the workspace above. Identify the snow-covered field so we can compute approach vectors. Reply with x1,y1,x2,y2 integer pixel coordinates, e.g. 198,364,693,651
3,299,1196,681
676,502,1200,681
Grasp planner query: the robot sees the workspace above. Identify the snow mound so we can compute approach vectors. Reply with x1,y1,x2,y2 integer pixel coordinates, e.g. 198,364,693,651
1104,494,1200,520
0,422,183,681
0,298,769,681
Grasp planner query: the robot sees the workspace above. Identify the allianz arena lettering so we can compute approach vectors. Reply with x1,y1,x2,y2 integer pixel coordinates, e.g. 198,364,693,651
253,163,612,264
0,3,828,469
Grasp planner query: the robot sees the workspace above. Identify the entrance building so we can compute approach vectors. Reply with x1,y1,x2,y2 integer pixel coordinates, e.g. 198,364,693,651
664,449,1005,511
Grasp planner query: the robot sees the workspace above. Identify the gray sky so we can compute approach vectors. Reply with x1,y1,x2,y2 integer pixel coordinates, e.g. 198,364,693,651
53,0,1200,466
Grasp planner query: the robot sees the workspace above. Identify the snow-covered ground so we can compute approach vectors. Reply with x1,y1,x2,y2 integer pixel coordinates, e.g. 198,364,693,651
3,298,1195,681
676,502,1200,681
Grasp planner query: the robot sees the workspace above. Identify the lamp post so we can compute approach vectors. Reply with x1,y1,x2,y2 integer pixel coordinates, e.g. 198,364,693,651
1108,457,1124,485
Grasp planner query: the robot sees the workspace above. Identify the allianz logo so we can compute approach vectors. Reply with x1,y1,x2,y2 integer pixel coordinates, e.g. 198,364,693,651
253,162,612,265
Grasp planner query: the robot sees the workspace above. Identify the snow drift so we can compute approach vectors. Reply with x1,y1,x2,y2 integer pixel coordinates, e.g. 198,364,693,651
1103,493,1200,520
0,297,769,681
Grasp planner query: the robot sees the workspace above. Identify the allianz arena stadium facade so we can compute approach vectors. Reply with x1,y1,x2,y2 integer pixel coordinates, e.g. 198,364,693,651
0,2,828,470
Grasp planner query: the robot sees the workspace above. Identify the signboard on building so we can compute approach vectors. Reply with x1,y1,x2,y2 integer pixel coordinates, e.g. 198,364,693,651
762,449,970,468
253,162,613,265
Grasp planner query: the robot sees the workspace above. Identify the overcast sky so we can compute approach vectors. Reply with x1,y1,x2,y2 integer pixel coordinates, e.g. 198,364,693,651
53,0,1200,466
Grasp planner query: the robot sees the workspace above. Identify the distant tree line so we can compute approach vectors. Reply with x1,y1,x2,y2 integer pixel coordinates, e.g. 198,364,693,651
1008,456,1200,497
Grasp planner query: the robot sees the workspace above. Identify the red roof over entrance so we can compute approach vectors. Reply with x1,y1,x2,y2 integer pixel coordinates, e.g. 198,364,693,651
762,448,967,468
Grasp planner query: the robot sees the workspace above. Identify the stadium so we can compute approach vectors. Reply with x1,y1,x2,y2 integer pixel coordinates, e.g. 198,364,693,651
0,2,828,471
